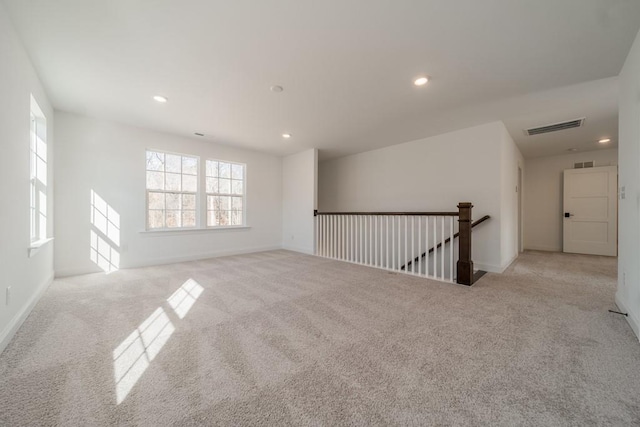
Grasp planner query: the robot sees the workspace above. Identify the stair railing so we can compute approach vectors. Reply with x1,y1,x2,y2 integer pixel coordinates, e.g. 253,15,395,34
314,202,479,285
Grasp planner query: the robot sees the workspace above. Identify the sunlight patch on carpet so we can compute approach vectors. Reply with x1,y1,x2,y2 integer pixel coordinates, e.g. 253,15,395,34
113,278,204,404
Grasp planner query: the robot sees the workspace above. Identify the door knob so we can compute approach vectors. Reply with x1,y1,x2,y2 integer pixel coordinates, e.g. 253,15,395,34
564,212,574,218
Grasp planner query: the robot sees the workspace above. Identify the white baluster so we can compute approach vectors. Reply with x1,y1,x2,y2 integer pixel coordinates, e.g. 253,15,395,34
374,215,378,267
404,216,408,274
367,215,373,265
425,216,429,277
341,215,345,260
397,216,402,271
441,216,445,281
319,215,322,257
449,216,454,282
418,216,422,276
411,215,416,274
386,216,389,269
359,215,362,264
323,216,327,257
392,216,396,270
333,215,339,259
326,215,331,258
336,215,340,260
329,215,333,258
349,215,353,261
432,215,437,277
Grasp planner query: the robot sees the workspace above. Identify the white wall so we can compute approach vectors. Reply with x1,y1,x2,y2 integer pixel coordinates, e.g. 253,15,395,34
0,3,55,353
500,126,525,267
282,149,318,254
318,121,519,273
524,148,618,252
54,112,283,276
617,28,640,340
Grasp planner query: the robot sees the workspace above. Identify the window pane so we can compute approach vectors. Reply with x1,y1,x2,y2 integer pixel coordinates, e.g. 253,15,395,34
146,151,164,171
219,178,231,194
30,150,36,179
166,154,182,173
166,210,180,228
182,194,196,210
231,180,243,195
231,164,243,179
231,210,242,225
182,156,197,175
211,196,222,211
183,174,197,192
148,210,164,229
146,171,164,190
207,210,216,226
207,195,215,210
219,162,230,178
166,193,181,210
232,197,243,210
182,210,196,227
36,136,47,159
206,177,218,193
219,210,230,226
218,196,230,211
148,192,165,210
165,173,181,191
206,160,218,177
36,157,47,185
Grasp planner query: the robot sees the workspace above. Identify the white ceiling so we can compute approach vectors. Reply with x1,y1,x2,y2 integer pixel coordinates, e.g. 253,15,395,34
3,0,640,160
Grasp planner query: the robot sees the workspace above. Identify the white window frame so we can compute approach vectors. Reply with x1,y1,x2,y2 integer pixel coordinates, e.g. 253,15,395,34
145,149,200,231
205,159,247,228
30,95,47,243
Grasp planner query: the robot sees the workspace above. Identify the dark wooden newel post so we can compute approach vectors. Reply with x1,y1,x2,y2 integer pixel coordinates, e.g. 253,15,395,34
457,202,474,285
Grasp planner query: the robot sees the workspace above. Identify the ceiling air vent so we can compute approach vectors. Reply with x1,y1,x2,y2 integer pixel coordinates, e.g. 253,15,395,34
574,161,595,169
524,117,585,136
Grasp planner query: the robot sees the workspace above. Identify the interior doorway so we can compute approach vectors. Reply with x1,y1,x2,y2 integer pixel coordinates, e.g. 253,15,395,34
563,166,617,256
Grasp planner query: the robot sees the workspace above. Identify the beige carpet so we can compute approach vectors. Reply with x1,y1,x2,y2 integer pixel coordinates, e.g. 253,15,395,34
0,250,639,426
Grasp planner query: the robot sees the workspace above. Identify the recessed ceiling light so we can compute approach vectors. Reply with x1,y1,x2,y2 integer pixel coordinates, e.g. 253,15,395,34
598,138,611,144
414,76,429,86
153,95,168,103
271,85,284,93
282,133,291,139
567,148,578,152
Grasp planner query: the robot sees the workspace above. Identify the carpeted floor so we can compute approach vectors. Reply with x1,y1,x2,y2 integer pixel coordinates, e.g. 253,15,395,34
0,250,639,426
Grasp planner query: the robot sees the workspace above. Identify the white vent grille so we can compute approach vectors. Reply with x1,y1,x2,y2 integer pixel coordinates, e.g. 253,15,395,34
525,118,585,136
574,161,595,169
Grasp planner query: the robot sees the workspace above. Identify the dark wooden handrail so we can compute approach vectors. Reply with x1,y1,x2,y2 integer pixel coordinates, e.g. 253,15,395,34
401,215,491,272
314,210,458,217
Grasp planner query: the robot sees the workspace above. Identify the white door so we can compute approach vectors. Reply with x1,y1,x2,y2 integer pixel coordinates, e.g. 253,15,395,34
563,166,617,256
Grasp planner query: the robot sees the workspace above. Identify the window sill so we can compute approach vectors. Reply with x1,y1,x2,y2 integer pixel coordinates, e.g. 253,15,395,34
28,237,54,258
139,226,251,235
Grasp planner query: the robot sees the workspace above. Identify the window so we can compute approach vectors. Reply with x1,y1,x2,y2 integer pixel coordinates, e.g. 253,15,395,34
30,96,47,242
206,160,245,226
146,150,198,229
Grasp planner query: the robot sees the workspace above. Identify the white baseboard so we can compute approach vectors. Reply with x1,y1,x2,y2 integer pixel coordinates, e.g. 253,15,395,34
282,244,315,255
55,245,284,278
0,271,54,356
615,292,640,341
523,245,562,252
